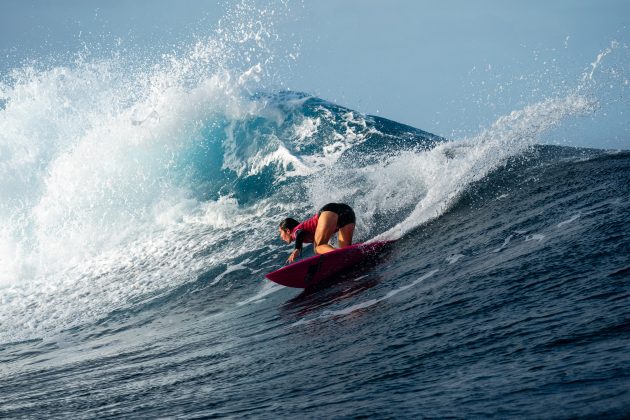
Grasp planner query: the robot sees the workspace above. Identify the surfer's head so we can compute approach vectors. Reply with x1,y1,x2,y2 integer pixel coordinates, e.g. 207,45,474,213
279,218,299,243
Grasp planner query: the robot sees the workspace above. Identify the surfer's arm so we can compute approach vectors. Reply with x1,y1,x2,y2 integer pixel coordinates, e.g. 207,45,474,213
294,229,305,252
287,249,300,263
287,230,304,263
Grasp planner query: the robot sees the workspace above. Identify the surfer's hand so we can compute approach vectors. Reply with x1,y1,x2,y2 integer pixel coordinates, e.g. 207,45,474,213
287,249,300,263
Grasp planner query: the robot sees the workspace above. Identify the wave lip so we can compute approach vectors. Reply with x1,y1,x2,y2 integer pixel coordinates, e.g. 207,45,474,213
374,94,597,241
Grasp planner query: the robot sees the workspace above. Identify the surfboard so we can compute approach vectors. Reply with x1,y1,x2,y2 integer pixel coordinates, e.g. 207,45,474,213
265,241,393,289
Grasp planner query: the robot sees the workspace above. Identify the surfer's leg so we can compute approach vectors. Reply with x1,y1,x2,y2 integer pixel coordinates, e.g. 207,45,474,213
337,223,355,248
314,211,338,254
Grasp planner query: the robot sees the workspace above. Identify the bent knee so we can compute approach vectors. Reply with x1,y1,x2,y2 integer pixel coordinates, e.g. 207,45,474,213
313,244,326,255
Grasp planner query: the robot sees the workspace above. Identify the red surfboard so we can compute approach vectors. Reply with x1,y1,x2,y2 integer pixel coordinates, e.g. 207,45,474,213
265,241,392,288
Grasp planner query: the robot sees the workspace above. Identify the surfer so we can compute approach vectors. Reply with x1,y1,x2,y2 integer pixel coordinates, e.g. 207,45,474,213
278,203,356,263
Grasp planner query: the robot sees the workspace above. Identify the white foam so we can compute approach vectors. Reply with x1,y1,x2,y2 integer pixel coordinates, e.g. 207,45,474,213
493,234,514,253
0,199,292,343
293,117,320,144
248,143,313,179
557,213,580,228
446,254,465,265
236,281,283,306
183,195,249,228
211,258,252,286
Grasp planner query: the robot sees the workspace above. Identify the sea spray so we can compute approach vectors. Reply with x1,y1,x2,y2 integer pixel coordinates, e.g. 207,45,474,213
373,94,597,241
0,2,298,342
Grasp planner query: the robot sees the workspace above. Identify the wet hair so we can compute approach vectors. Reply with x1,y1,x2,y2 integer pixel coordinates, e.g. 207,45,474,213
279,217,299,231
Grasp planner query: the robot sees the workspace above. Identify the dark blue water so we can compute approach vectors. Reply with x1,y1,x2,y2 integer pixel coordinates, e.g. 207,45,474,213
1,87,629,418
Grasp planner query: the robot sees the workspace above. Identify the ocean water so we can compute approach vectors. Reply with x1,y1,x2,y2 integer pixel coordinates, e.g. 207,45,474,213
1,5,629,419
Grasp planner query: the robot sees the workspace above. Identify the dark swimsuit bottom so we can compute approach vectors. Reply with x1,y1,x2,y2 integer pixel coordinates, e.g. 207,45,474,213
293,203,356,251
318,203,356,228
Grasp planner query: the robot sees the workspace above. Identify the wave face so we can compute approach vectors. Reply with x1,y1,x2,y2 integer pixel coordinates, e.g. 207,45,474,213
1,5,629,419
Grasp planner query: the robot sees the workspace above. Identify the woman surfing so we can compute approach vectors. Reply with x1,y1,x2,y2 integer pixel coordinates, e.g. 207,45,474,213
278,203,356,263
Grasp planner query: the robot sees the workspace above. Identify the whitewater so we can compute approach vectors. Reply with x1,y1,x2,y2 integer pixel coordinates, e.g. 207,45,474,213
1,3,629,418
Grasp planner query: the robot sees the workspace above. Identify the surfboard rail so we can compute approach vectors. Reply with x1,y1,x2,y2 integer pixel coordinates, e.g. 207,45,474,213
265,241,393,288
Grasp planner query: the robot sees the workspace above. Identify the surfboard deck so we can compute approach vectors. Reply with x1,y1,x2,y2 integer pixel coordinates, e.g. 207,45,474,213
265,241,393,289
